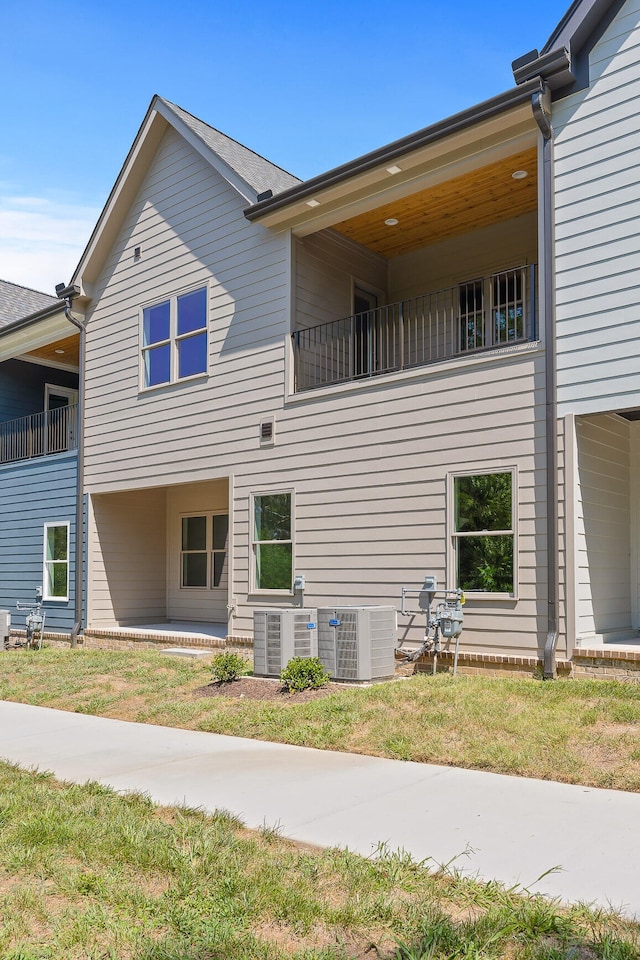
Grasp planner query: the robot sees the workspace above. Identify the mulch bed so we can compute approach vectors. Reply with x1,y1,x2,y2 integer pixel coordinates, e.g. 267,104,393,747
195,676,345,703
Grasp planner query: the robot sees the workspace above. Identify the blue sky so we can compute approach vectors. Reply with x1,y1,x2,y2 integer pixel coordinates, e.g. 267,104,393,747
1,0,567,294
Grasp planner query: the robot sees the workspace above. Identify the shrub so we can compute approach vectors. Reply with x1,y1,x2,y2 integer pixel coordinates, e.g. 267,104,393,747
280,657,330,693
212,652,250,683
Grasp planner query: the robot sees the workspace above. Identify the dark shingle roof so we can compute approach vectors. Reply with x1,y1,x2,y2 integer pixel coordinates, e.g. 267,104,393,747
159,98,301,197
0,279,58,329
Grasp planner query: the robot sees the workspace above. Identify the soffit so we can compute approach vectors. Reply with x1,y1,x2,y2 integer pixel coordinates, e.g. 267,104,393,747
25,333,80,368
332,147,538,257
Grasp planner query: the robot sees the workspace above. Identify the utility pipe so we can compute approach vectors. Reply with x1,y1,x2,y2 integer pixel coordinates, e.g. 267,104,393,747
56,287,86,649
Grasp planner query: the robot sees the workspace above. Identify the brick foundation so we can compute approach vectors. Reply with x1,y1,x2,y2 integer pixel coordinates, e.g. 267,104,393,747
404,648,572,679
8,628,252,659
571,647,640,680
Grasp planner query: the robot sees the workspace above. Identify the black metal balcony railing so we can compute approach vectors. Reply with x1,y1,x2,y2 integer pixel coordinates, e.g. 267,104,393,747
0,403,78,465
292,265,537,392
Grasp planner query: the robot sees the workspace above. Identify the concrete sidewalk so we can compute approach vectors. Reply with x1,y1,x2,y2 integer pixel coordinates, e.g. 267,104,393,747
1,700,639,918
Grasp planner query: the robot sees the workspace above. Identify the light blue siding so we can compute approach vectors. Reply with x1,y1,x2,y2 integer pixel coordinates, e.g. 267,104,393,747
0,451,78,633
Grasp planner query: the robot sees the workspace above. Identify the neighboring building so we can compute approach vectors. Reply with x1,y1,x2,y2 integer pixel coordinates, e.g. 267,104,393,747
514,0,640,665
0,281,81,634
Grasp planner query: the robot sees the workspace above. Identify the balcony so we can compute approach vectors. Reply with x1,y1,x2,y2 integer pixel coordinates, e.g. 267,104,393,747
0,404,78,465
292,265,537,393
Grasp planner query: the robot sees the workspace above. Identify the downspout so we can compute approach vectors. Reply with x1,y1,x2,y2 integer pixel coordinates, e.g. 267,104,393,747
56,285,86,649
532,87,559,679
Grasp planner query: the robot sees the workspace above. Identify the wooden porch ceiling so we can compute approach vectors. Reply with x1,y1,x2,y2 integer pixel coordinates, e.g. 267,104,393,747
332,148,538,258
25,333,80,368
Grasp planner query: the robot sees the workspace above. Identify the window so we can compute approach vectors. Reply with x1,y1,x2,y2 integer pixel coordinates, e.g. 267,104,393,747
181,514,228,588
252,492,293,591
43,522,70,601
142,286,207,388
451,471,515,595
459,268,525,352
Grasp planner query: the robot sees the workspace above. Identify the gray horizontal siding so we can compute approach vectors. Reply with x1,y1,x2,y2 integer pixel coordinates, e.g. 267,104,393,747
0,451,78,632
554,0,640,415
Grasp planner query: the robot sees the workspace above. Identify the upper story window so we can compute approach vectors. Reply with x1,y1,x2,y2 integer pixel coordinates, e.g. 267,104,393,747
141,286,208,389
459,269,525,353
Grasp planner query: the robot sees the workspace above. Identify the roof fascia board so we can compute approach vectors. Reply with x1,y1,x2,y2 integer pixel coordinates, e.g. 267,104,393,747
154,100,259,205
0,310,74,363
531,0,626,97
245,79,542,225
542,0,619,54
0,301,65,336
72,102,169,290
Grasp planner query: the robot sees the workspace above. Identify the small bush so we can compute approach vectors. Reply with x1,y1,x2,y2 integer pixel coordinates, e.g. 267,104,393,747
280,657,330,693
212,652,250,683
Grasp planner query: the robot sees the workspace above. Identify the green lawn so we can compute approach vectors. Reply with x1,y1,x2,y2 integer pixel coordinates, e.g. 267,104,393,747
1,647,640,791
1,762,638,959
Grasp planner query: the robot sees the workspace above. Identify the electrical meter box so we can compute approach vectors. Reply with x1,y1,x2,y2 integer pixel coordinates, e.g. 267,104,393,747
439,604,464,638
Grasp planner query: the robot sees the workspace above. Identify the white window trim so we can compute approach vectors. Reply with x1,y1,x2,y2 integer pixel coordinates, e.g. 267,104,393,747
42,521,70,602
457,265,529,354
447,466,518,600
179,512,228,591
250,489,295,596
350,276,386,314
139,283,209,392
44,383,78,409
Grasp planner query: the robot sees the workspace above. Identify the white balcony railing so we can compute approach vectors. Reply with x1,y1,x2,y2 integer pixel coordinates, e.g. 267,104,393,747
0,403,78,465
292,265,537,392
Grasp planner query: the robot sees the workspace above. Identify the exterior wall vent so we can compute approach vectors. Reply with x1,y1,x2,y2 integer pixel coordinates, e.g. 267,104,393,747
253,608,318,677
317,606,397,681
259,418,275,444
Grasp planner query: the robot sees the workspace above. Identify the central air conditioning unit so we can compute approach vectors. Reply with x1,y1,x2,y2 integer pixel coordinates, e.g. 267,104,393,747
253,609,318,678
0,610,10,650
317,606,397,682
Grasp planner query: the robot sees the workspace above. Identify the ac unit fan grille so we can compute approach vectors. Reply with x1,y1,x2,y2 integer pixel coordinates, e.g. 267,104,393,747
335,612,359,680
293,613,313,657
266,614,282,675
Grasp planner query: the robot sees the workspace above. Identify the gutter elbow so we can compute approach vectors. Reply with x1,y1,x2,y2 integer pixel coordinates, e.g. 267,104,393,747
532,86,553,140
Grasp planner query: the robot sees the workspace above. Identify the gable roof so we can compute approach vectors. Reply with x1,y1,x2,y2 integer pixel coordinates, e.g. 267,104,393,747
72,95,300,295
160,99,300,197
0,279,58,329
